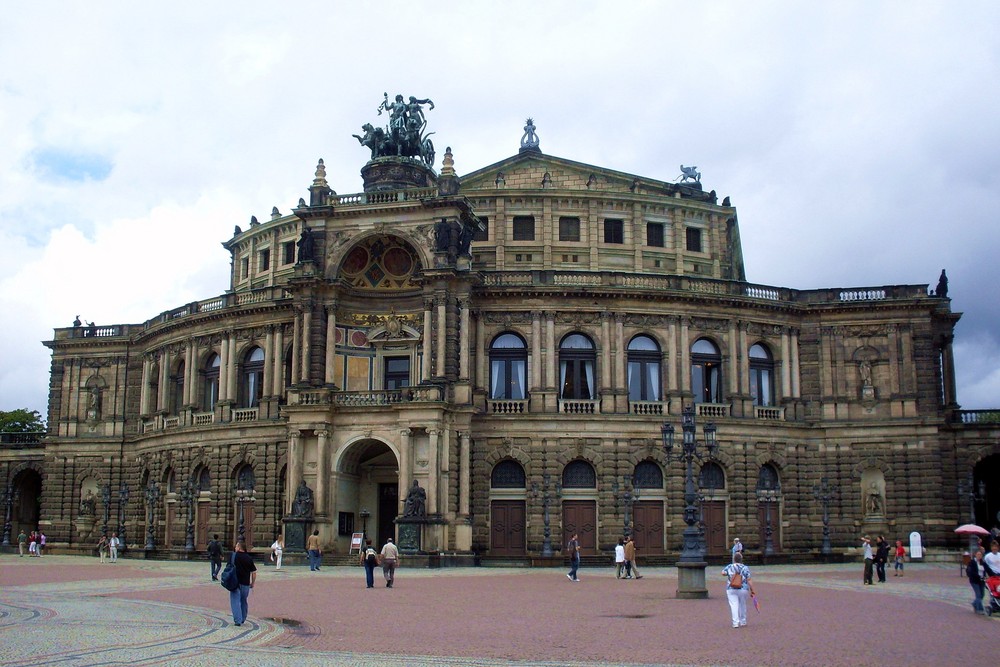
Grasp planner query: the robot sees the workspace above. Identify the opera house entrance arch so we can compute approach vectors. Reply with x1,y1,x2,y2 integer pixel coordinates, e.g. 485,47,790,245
336,438,399,549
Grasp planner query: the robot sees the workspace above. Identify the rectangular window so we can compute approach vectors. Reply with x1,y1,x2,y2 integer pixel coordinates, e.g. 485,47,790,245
474,216,489,242
559,216,581,242
283,241,296,265
384,357,410,391
512,216,535,241
604,219,624,244
686,227,703,252
646,223,665,247
259,249,270,271
338,512,355,536
240,257,249,280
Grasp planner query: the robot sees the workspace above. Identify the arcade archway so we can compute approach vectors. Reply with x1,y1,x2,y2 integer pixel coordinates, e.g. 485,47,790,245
336,439,399,549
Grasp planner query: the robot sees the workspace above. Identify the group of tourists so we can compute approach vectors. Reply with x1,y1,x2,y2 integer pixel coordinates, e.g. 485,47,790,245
861,535,904,584
358,536,399,588
612,536,643,580
94,532,121,563
15,530,46,557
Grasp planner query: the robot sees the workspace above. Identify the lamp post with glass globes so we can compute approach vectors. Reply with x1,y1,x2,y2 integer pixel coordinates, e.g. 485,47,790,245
359,508,371,539
661,405,717,599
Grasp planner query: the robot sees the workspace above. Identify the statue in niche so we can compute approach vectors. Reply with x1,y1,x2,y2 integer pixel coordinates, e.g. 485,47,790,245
87,386,102,420
402,480,427,518
858,360,873,388
297,226,315,263
866,482,883,515
291,481,314,517
80,489,97,516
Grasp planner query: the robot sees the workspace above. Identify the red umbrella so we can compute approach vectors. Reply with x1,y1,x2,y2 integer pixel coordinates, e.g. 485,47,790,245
954,524,990,536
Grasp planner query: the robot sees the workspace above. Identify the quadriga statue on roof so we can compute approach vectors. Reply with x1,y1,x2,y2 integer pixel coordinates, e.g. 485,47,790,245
354,92,436,167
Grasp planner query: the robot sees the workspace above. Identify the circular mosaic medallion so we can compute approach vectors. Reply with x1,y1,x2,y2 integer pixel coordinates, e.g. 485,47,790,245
341,246,369,275
382,247,413,277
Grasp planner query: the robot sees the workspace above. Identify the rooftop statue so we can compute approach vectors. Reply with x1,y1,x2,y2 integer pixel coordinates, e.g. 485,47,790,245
678,165,701,183
355,92,436,167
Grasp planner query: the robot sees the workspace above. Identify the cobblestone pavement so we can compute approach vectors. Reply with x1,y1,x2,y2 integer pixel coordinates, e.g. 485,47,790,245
0,554,995,666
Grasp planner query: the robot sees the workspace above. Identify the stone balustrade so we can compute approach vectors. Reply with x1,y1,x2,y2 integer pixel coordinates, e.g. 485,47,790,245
488,399,528,414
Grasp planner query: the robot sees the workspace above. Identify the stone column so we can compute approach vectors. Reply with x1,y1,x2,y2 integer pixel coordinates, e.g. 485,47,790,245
273,327,285,396
615,314,626,391
728,319,739,396
220,337,230,401
459,298,470,380
459,431,471,516
436,297,447,377
476,310,487,392
780,328,792,400
139,356,151,415
398,429,411,515
667,317,678,393
427,429,440,515
183,340,195,406
291,311,301,385
226,331,238,401
287,430,302,515
325,303,337,385
546,313,555,389
600,313,612,394
301,307,312,384
790,329,801,398
263,329,274,398
680,318,691,393
942,334,957,406
531,311,542,390
422,300,433,381
315,429,329,517
157,349,170,412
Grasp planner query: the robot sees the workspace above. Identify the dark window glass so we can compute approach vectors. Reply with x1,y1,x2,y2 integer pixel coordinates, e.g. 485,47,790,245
559,334,596,400
700,462,726,489
240,347,265,408
749,343,775,407
283,241,296,265
384,357,410,391
203,353,220,412
474,216,489,242
338,512,355,536
563,460,597,488
559,216,581,242
259,249,270,271
237,465,255,491
757,464,780,492
240,257,249,279
512,216,535,241
197,467,211,492
604,219,624,244
634,461,663,489
646,223,665,247
686,227,703,252
490,333,527,400
491,460,527,488
691,338,722,404
627,335,661,402
172,361,185,415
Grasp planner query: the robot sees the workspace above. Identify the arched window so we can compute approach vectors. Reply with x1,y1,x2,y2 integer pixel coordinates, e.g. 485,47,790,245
203,353,220,412
490,333,527,400
700,461,726,490
749,343,775,407
562,460,597,488
240,347,265,408
164,467,176,494
236,465,255,491
634,461,664,489
147,361,160,414
284,346,293,389
756,463,780,492
627,335,661,402
559,334,596,400
172,360,185,414
691,338,722,404
196,467,211,492
491,460,527,488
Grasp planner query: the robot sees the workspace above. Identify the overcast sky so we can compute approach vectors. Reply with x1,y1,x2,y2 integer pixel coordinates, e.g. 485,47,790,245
1,2,998,419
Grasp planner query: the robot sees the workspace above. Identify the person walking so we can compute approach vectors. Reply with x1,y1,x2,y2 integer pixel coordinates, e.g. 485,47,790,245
731,537,743,562
723,552,755,628
893,539,905,576
984,540,1000,577
624,536,643,579
966,548,987,615
360,538,378,588
875,535,889,583
17,530,27,557
97,534,109,563
270,535,284,570
862,536,874,585
380,537,399,588
38,531,46,557
615,538,627,579
109,533,120,563
566,533,581,582
28,531,37,557
307,530,322,571
207,534,224,581
229,540,257,627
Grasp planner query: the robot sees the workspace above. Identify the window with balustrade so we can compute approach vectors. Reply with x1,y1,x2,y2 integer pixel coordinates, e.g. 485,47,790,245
749,343,775,407
627,335,661,402
172,360,185,415
490,333,527,400
202,353,221,412
559,333,596,400
491,460,527,488
238,347,265,408
691,338,722,404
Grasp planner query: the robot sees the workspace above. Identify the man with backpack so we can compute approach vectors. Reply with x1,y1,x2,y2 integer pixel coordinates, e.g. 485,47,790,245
207,534,224,581
360,538,378,588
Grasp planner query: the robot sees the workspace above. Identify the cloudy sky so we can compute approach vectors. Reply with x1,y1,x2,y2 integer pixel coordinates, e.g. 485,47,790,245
1,2,998,419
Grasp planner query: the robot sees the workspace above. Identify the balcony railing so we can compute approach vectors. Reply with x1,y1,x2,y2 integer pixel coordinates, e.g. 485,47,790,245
193,412,215,426
558,399,600,414
0,432,44,447
754,406,785,421
955,410,1000,424
488,399,528,414
629,400,668,416
232,408,259,423
696,403,730,419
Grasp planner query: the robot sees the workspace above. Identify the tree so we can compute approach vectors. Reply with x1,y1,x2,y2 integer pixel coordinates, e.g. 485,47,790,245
0,409,45,433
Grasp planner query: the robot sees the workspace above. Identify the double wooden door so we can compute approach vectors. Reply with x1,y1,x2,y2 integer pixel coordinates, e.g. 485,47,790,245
562,500,597,554
703,500,728,557
490,500,526,554
632,501,664,554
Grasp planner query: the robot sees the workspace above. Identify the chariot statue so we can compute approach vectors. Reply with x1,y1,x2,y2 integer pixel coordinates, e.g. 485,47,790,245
354,92,436,167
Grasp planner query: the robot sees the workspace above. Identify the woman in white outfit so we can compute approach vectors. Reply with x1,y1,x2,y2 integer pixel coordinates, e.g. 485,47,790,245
270,535,284,570
722,552,755,628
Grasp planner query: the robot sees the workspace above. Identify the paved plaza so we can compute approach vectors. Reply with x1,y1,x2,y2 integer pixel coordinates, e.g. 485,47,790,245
0,553,994,666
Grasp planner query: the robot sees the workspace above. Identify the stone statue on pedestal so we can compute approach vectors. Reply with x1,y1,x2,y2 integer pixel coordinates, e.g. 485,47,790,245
291,481,314,518
403,480,427,518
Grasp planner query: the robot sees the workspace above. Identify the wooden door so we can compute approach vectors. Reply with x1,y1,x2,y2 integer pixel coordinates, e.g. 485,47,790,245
164,505,177,547
195,503,210,550
562,500,597,554
632,501,664,554
378,483,398,549
490,500,526,555
757,502,781,553
703,500,727,557
235,503,255,550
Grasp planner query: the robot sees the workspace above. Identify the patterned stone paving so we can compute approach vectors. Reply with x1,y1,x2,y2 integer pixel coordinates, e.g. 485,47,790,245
0,555,994,666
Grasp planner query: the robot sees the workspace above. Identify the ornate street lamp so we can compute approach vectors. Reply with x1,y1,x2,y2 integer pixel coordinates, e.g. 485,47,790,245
180,478,196,553
757,487,778,557
144,481,161,551
662,405,718,599
958,472,986,552
118,482,130,550
100,484,111,537
531,473,562,557
613,475,640,538
359,508,371,538
812,477,838,555
235,477,254,545
2,484,19,546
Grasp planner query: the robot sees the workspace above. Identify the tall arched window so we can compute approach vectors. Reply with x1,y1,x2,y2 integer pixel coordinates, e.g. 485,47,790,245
147,362,160,414
240,347,265,408
627,335,661,401
559,334,596,400
634,460,664,489
203,353,220,412
172,360,185,414
691,338,722,404
757,463,780,492
491,460,527,488
196,467,211,492
562,460,597,488
749,343,774,407
164,467,176,494
490,333,527,400
700,461,726,490
236,464,255,491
